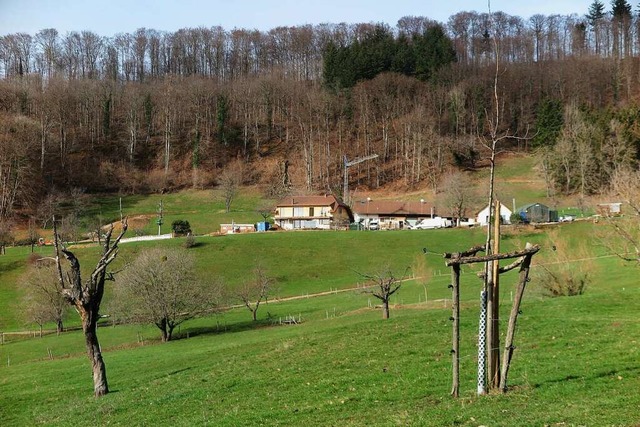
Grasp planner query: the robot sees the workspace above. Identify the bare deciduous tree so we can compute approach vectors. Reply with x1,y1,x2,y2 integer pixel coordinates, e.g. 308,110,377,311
600,167,640,264
237,263,274,322
361,268,406,319
114,248,217,341
218,161,244,213
256,201,274,222
439,171,478,226
0,220,13,255
22,264,67,335
53,217,128,397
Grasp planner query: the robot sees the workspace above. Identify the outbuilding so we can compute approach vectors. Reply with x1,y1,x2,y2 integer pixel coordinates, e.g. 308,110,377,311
476,202,512,226
517,203,558,223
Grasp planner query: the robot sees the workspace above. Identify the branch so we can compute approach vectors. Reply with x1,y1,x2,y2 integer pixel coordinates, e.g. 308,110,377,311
443,245,486,259
90,219,128,290
476,256,525,279
446,244,540,267
60,248,83,302
52,215,66,290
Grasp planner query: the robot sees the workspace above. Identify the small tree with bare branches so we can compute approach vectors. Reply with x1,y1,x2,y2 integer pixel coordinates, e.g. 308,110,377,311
113,248,217,342
237,263,274,321
218,161,244,213
361,268,406,319
22,264,68,336
53,216,128,397
600,167,640,264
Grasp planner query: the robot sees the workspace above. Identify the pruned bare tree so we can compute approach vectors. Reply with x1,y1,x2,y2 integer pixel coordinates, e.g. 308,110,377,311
53,216,128,397
113,248,218,342
22,264,67,335
600,167,640,264
256,201,274,222
439,171,478,226
361,268,406,319
237,263,274,322
218,161,244,213
0,220,13,255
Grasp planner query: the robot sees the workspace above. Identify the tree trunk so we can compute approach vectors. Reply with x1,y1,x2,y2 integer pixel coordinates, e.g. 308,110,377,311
382,300,390,319
159,318,170,342
56,319,63,335
82,308,109,397
252,308,257,321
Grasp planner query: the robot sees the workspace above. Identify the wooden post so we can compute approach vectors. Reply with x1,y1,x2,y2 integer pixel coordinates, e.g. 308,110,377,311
488,199,501,390
451,263,461,398
499,249,534,393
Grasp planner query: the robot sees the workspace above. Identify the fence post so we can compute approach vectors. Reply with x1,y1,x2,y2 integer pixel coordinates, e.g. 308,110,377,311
451,263,461,398
477,290,488,395
499,251,534,392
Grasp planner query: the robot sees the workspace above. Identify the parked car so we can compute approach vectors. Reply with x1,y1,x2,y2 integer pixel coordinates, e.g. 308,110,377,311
559,215,575,222
368,220,380,230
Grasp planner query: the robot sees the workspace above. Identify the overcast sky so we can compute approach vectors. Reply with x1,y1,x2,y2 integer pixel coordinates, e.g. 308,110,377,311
0,0,593,36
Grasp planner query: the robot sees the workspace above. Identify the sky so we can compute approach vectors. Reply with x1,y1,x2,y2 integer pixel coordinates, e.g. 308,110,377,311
0,0,593,36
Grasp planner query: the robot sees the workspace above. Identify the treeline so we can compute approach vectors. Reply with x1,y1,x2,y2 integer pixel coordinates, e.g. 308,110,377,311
323,25,456,88
3,2,640,82
2,2,640,224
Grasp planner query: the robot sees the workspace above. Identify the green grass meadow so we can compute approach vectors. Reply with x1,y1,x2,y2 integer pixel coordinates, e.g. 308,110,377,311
1,217,639,425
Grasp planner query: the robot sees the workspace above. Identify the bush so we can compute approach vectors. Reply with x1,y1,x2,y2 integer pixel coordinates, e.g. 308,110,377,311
510,212,524,224
538,269,588,297
534,230,593,297
171,220,192,236
183,234,196,248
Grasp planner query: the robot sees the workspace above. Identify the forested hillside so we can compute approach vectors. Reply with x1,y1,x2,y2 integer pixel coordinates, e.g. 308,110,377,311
2,1,640,223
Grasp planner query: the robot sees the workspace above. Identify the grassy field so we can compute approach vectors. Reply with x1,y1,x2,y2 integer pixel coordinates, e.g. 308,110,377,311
1,220,555,331
80,187,273,237
1,219,639,425
1,162,636,426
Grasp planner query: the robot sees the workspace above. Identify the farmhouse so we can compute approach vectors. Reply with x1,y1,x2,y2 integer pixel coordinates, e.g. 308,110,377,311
351,199,436,230
517,202,558,223
274,194,352,230
476,202,512,226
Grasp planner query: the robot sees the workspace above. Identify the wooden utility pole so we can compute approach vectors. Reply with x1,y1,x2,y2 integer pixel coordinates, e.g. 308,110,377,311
343,154,378,205
487,199,501,389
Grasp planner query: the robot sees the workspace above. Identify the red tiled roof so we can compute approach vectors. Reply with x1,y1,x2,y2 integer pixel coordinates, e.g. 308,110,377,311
276,194,346,211
351,200,435,216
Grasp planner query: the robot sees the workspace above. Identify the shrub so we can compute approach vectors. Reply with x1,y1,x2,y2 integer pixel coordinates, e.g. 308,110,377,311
510,212,524,225
538,268,588,297
183,234,196,248
171,220,192,236
534,230,594,297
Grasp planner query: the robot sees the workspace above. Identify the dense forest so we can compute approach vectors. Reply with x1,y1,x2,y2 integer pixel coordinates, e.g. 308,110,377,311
2,1,640,224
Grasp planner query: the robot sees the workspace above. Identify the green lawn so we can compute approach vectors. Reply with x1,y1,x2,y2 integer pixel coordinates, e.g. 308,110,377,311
1,219,639,425
1,256,638,426
81,187,273,237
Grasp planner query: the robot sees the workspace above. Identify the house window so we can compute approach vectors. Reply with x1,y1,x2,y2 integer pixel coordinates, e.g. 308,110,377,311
309,207,314,217
293,207,304,217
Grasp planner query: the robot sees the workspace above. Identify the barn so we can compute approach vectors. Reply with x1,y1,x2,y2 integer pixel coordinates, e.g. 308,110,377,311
517,203,558,223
